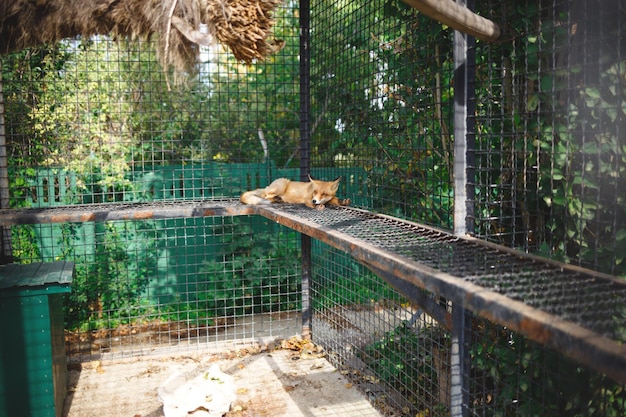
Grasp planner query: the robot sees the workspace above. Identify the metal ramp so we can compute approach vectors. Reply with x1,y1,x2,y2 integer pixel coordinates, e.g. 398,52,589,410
1,200,625,382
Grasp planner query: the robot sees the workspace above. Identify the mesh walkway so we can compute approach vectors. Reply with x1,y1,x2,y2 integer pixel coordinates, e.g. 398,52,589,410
1,201,625,383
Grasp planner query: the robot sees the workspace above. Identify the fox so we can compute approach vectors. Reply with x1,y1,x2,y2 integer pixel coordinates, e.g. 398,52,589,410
240,175,351,209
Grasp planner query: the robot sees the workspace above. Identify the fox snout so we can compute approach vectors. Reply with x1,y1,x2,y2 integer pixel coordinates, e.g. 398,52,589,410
312,196,330,205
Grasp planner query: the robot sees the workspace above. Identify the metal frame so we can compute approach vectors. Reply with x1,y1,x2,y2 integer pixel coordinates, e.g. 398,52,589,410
452,1,475,414
299,0,313,339
4,201,623,385
253,204,626,384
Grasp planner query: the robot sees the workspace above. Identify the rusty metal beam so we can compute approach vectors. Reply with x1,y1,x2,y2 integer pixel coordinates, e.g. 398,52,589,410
0,200,255,226
0,200,624,382
252,204,626,384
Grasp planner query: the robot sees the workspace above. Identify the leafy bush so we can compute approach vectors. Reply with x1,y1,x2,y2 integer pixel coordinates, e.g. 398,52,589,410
361,319,626,416
163,217,301,323
471,324,626,417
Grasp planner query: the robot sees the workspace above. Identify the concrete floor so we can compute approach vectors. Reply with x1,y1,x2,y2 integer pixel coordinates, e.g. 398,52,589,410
63,338,382,417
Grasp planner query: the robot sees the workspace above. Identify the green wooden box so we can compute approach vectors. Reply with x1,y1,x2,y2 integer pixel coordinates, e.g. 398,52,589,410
0,261,74,417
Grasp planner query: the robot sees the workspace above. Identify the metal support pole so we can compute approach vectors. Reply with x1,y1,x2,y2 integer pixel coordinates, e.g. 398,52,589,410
451,0,475,415
299,0,312,339
0,59,12,263
299,0,311,182
453,0,476,237
450,305,469,416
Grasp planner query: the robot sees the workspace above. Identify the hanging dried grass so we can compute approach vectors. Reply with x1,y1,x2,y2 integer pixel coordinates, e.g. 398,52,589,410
0,0,282,71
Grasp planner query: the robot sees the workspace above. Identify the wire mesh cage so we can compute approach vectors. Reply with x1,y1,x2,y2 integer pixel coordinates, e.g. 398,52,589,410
473,0,626,276
2,4,302,207
0,0,625,416
1,2,305,361
310,241,453,416
305,0,626,415
310,0,455,227
10,216,302,361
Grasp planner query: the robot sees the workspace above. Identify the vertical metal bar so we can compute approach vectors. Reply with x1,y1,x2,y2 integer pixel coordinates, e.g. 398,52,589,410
453,0,476,236
299,0,311,182
450,305,469,417
0,59,13,263
452,0,474,415
300,233,312,339
299,0,312,339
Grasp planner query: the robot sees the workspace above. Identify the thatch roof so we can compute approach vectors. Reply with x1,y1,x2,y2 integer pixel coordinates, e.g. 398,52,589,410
0,0,282,71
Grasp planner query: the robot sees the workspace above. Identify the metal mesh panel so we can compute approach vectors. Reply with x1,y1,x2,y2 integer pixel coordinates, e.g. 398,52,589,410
307,209,626,416
473,0,626,276
267,204,626,343
305,0,626,415
2,3,301,207
309,0,455,227
465,313,625,417
0,2,304,360
10,216,301,361
310,241,451,416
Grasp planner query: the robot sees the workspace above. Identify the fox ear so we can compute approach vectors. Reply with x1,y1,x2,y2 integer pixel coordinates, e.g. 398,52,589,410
333,176,342,182
308,174,316,181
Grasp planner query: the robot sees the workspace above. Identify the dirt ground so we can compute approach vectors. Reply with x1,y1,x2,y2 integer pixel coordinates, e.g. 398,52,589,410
63,337,382,417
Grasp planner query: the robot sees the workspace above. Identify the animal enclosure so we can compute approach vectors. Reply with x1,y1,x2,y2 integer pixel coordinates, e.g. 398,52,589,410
1,0,625,416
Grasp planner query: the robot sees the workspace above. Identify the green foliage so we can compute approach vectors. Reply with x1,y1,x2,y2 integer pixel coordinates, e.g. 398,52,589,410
1,46,74,168
360,321,448,415
537,60,626,272
57,216,301,331
311,242,399,309
63,221,157,330
311,1,454,226
361,320,626,416
24,39,136,192
199,4,301,166
471,326,626,417
10,225,41,261
474,3,626,275
168,217,301,321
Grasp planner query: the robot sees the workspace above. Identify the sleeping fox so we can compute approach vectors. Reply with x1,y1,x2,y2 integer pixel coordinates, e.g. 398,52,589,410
240,175,351,209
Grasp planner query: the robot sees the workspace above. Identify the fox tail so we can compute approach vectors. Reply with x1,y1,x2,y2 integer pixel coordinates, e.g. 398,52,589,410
240,190,272,205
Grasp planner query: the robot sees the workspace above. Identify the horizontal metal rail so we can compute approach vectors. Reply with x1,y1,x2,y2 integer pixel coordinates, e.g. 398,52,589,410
0,200,254,225
1,200,625,382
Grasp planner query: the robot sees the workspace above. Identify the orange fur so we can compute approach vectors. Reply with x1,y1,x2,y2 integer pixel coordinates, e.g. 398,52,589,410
240,175,350,209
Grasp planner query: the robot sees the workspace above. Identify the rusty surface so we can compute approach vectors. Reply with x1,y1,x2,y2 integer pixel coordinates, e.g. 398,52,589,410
0,199,255,226
252,204,626,383
0,200,624,381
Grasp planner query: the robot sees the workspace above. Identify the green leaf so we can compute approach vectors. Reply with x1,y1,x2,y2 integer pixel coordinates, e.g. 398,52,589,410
526,94,539,111
584,87,602,99
606,106,618,122
615,229,626,242
540,75,553,92
582,141,600,154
